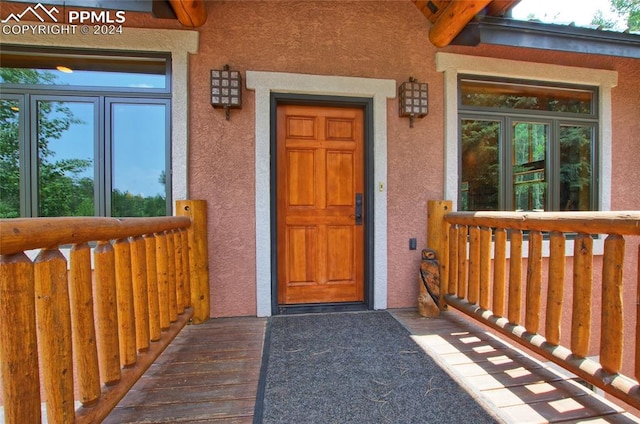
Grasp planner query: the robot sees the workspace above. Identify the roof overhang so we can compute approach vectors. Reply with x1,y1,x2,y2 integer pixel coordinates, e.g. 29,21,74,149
452,16,640,59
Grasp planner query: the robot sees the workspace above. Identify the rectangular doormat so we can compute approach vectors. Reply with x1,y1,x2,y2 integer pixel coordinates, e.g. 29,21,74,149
253,311,498,423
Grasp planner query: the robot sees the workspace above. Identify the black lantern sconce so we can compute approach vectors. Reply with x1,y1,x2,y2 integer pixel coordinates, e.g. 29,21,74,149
211,64,242,120
399,77,428,128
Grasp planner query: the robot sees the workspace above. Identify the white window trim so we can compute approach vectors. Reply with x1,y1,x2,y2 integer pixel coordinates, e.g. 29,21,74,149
436,52,618,256
1,25,199,205
246,71,396,317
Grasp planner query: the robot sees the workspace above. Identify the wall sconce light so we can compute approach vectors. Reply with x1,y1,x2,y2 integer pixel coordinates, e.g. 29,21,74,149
211,64,242,120
399,77,428,128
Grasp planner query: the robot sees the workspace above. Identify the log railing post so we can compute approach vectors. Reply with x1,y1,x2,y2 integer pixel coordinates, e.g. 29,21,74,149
425,200,452,312
479,226,492,310
69,243,101,405
144,234,161,341
457,226,468,299
130,236,150,352
94,240,121,385
180,228,191,308
156,231,171,330
468,226,480,305
448,224,458,295
176,199,210,323
174,229,185,314
601,234,624,374
525,230,543,334
34,248,75,424
166,230,178,322
493,228,507,317
114,238,137,367
508,229,523,325
0,253,41,424
545,232,566,345
571,233,593,358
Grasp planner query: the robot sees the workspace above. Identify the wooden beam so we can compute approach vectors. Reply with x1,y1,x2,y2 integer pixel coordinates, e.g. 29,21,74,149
429,0,492,47
168,0,207,28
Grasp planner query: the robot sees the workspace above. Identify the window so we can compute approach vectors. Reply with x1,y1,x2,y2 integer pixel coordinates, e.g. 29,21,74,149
0,47,171,217
459,77,597,212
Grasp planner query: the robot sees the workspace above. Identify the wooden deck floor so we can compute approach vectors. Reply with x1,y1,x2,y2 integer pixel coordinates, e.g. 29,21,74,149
103,317,267,423
103,310,640,423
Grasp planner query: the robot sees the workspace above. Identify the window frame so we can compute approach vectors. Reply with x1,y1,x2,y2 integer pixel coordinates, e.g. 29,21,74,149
1,47,172,217
0,45,172,95
458,86,599,212
0,27,198,208
105,97,172,216
437,52,618,257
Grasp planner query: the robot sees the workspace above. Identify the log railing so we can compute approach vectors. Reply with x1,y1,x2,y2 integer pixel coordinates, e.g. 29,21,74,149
426,200,640,410
0,200,209,424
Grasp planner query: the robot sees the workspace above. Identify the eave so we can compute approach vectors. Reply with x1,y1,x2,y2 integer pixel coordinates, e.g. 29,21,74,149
411,0,520,47
452,16,640,59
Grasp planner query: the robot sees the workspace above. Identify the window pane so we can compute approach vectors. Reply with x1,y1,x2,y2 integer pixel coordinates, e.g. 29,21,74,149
0,99,21,218
1,51,167,89
461,79,593,114
461,119,501,211
112,103,167,217
560,125,593,211
513,122,548,211
37,101,95,217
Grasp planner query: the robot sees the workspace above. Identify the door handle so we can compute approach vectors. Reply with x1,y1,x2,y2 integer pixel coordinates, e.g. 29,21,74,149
355,193,363,225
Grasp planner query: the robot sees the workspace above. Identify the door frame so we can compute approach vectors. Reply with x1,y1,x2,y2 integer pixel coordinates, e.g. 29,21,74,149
271,94,374,315
246,71,396,317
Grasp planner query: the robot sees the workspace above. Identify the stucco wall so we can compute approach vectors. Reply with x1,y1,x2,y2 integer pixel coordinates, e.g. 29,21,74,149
185,1,445,316
183,2,640,318
3,1,639,323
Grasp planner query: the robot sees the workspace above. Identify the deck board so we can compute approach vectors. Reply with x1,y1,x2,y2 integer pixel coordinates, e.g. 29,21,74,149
102,317,267,424
102,311,640,423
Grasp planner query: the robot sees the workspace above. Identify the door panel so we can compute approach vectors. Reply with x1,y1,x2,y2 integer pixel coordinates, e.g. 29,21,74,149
277,104,364,305
326,151,354,206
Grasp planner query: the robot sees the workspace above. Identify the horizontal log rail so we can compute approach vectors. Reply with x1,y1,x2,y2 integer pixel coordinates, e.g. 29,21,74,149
0,216,191,255
426,201,640,411
0,200,209,424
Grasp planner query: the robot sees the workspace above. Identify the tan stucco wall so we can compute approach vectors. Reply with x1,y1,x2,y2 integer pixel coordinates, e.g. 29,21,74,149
186,1,446,316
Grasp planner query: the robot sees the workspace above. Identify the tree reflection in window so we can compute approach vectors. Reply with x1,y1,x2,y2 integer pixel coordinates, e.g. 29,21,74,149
513,122,547,212
0,65,169,218
460,119,500,211
560,125,592,211
459,77,597,212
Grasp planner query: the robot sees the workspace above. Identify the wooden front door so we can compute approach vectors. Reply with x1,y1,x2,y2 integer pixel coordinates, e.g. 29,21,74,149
277,104,364,305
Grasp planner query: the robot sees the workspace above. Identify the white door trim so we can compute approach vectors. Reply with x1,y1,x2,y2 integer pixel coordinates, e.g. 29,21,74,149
246,71,396,317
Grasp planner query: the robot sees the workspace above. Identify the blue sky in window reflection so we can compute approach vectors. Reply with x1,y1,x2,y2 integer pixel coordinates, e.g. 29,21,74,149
43,69,165,89
39,69,166,198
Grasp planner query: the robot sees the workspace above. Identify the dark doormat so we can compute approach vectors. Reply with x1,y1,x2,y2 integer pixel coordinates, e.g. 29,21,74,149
253,311,498,423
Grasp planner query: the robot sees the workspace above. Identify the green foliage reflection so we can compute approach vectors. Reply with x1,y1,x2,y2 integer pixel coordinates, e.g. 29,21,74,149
0,68,167,218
